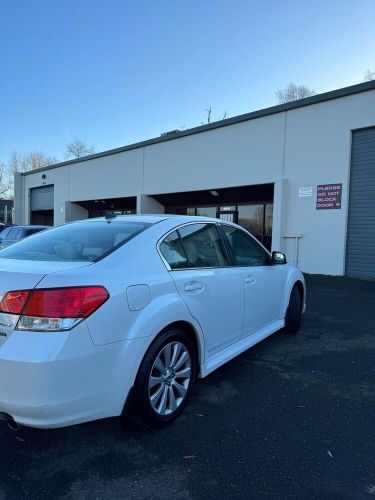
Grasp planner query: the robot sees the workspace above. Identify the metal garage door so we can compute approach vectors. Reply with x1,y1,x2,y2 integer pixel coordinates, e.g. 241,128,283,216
30,185,54,211
345,128,375,279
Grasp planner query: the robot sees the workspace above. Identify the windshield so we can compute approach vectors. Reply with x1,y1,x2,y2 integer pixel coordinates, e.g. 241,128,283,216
0,221,151,262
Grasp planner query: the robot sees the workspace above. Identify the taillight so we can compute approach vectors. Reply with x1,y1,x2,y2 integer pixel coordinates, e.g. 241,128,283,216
23,286,109,318
0,290,31,314
0,286,109,332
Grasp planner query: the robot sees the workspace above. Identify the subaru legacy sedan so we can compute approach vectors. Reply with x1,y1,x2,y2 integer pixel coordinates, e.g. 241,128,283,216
0,215,305,429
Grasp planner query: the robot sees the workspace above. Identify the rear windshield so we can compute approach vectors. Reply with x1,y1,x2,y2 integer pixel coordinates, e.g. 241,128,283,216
0,221,151,262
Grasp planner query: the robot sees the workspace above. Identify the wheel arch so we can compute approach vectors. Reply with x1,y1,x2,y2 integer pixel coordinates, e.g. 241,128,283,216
122,319,203,418
294,280,305,312
158,320,202,376
283,269,306,317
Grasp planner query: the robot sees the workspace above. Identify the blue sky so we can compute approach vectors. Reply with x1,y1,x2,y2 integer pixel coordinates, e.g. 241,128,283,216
1,0,374,163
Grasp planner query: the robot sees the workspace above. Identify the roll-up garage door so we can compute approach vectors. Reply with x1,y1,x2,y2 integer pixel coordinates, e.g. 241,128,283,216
30,185,54,211
345,128,375,279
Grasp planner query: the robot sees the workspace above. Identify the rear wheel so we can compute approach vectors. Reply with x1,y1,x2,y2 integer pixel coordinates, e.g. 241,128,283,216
133,328,196,426
284,285,302,334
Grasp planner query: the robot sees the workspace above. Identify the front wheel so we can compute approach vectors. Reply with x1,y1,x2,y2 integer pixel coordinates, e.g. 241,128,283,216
133,329,196,426
284,285,302,334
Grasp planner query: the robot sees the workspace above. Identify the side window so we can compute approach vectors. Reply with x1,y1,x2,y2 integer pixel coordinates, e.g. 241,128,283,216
222,225,270,267
159,230,188,269
178,223,228,268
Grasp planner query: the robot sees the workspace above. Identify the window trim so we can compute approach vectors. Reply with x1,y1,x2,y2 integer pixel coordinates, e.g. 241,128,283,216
157,221,232,271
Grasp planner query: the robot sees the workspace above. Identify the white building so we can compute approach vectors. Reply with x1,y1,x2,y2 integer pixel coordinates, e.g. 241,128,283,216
14,81,375,278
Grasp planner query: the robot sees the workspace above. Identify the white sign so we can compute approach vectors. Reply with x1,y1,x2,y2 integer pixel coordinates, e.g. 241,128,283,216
298,186,313,198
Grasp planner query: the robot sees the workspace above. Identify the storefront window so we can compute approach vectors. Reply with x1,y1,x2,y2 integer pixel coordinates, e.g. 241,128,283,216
167,203,273,250
196,206,217,218
238,205,264,242
265,204,273,236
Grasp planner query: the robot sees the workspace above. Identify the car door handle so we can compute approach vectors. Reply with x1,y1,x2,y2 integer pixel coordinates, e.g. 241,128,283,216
184,281,204,292
244,275,256,285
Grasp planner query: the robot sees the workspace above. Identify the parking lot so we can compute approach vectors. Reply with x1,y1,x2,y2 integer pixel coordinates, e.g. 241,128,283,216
0,275,374,499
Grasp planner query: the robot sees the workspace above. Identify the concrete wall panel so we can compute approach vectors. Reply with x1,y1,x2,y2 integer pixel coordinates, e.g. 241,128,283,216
282,91,375,274
143,114,285,194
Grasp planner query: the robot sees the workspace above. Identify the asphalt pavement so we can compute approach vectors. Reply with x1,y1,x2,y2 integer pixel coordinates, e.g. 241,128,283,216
0,275,374,499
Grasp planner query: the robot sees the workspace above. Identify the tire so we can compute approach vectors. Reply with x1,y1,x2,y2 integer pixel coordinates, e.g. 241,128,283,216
132,328,196,426
284,285,302,334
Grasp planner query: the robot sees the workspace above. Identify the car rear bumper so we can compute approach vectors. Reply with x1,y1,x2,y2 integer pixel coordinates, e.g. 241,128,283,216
0,324,150,428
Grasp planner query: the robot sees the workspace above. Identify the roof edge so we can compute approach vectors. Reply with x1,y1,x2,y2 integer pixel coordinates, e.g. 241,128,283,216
22,79,375,176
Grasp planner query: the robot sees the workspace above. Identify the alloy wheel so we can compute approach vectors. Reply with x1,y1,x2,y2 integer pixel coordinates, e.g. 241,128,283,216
148,341,192,415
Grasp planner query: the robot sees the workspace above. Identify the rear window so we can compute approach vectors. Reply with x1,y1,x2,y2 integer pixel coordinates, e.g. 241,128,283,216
0,221,151,262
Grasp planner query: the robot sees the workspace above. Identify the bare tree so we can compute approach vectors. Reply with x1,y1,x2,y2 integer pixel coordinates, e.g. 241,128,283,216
65,139,95,159
363,69,375,82
0,162,11,197
9,151,57,173
275,83,315,104
4,151,57,198
201,107,228,125
202,107,212,125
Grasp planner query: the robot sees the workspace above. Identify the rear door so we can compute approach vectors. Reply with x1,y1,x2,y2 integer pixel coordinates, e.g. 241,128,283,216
159,223,244,355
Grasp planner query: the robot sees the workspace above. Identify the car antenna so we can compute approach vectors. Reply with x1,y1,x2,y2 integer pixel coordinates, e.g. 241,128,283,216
104,212,117,223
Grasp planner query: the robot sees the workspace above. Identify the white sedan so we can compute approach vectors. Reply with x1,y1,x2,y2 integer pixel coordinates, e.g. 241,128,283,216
0,215,305,429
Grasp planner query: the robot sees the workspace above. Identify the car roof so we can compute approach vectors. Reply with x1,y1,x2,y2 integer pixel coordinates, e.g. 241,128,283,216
76,214,228,225
75,215,172,224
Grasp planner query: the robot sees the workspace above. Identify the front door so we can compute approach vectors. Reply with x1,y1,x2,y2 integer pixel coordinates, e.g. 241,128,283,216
220,224,285,336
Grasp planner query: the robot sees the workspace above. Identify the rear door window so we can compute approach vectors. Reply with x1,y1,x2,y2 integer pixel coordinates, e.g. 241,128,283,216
159,231,188,269
178,223,228,268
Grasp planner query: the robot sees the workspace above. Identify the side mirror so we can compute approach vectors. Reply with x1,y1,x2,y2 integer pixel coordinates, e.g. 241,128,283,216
272,251,287,265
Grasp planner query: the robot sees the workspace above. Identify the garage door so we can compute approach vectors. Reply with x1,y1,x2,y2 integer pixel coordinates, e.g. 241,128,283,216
30,185,54,211
345,128,375,279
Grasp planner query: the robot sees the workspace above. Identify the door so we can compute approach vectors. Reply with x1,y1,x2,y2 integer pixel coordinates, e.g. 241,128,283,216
30,185,54,226
346,127,375,279
159,224,244,354
217,209,238,224
220,224,285,336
